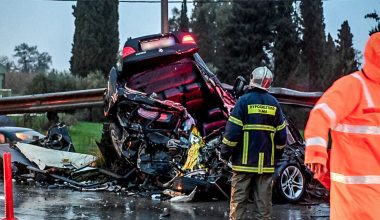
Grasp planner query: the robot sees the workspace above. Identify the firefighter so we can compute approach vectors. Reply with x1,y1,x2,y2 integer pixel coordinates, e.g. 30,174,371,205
220,66,287,220
304,32,380,220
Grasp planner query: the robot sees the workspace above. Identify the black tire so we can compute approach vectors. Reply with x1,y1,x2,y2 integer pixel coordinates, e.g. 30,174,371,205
97,123,121,167
274,163,306,202
108,122,123,159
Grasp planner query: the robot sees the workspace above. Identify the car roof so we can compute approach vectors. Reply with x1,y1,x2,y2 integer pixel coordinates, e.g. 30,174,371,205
0,126,35,133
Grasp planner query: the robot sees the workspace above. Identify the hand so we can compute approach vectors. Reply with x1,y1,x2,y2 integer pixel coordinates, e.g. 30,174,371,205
306,163,328,179
217,149,228,164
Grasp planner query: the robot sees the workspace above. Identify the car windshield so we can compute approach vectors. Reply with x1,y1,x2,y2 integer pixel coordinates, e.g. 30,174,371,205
14,130,45,142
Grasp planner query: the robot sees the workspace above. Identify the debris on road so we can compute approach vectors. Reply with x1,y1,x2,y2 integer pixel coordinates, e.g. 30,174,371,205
16,143,96,170
170,187,197,203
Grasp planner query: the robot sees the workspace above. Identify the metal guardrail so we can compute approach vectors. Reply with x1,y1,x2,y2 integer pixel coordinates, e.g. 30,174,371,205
0,88,104,115
221,84,322,108
0,87,322,115
269,87,322,108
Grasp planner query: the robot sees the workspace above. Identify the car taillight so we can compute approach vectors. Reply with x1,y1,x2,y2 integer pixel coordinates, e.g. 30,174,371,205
122,47,136,58
181,35,196,44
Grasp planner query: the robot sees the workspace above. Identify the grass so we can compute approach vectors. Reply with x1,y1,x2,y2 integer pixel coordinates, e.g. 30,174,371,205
68,121,103,155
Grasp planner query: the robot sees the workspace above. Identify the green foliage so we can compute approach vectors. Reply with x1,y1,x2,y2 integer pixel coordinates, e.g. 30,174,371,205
26,70,76,94
169,0,190,32
5,71,39,95
179,0,189,31
13,43,38,73
365,10,380,35
13,43,52,73
70,0,119,78
0,56,16,71
217,1,277,83
191,2,230,70
25,70,106,95
335,21,358,76
169,7,181,31
189,0,361,92
300,0,326,91
313,21,359,91
321,33,339,89
272,0,301,88
35,52,52,73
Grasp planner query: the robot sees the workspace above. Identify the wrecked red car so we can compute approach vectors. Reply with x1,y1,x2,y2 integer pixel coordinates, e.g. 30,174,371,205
100,32,312,202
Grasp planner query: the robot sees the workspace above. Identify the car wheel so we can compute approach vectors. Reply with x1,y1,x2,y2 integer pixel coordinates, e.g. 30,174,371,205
98,123,122,167
109,123,123,158
275,163,306,202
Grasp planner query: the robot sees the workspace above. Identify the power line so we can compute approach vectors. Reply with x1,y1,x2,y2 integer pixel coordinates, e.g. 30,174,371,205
48,0,334,3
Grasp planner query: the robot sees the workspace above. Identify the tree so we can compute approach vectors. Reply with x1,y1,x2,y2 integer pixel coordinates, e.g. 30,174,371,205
300,0,326,91
217,1,277,83
169,0,190,32
0,56,16,71
272,0,301,87
191,2,224,67
13,43,38,73
35,52,53,73
169,7,181,31
335,21,358,77
179,0,189,31
13,43,52,73
365,11,380,35
26,70,106,95
321,33,338,89
71,0,119,77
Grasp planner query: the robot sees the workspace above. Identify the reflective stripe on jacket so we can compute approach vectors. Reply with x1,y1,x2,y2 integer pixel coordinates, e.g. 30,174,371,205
222,88,287,173
304,32,380,220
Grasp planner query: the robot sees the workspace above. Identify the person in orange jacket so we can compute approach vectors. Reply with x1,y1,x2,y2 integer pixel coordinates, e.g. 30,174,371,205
304,32,380,220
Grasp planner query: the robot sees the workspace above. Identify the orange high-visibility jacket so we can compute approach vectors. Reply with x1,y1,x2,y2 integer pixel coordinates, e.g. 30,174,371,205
305,32,380,220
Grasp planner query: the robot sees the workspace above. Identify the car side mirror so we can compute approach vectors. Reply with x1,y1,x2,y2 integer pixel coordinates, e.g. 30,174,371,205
233,76,247,98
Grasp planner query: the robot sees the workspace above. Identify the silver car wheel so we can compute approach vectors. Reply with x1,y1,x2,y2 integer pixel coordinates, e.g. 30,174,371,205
280,165,304,200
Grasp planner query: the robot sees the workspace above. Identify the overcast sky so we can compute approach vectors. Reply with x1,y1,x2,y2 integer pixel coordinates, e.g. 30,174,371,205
0,0,379,71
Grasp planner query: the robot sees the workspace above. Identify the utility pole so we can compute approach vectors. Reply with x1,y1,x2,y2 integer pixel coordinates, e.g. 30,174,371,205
161,0,169,33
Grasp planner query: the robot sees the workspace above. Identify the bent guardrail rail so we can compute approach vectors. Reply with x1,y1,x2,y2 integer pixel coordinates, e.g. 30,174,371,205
269,87,323,108
0,87,322,115
0,88,104,115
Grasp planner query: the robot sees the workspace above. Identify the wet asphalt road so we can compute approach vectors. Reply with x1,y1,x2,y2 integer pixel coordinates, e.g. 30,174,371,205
0,182,330,220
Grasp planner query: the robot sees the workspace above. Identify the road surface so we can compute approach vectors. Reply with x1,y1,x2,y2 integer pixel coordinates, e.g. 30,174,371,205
0,182,330,219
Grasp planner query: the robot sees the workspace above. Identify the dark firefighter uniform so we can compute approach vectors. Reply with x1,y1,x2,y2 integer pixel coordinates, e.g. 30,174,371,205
221,88,287,220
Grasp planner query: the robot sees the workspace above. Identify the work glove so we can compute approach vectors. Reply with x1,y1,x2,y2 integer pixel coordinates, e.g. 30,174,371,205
218,143,233,163
217,150,228,165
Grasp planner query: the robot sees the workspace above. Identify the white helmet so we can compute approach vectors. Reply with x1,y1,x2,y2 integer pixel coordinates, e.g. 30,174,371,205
249,66,273,90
